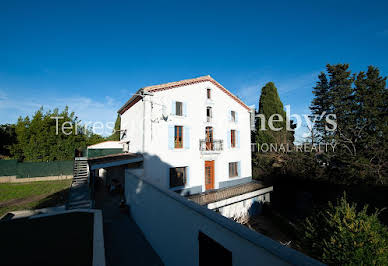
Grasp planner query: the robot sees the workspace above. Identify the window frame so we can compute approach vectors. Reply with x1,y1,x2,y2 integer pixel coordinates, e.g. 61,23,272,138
229,162,238,178
206,106,212,122
176,101,183,116
169,167,187,188
230,129,236,148
207,88,211,99
231,110,236,122
174,125,183,148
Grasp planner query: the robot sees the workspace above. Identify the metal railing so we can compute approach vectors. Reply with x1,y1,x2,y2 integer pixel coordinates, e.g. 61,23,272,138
199,139,223,152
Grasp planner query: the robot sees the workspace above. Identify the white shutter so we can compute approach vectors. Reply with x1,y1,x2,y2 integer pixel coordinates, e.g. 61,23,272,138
171,101,176,115
168,125,174,150
184,126,190,149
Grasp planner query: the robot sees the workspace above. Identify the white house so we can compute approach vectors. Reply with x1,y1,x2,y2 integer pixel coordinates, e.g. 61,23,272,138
117,75,254,195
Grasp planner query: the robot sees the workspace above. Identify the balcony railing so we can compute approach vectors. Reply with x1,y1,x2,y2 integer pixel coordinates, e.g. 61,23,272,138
199,139,223,152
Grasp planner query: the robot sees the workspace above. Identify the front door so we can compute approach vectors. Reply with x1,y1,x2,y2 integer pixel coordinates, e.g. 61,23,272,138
205,127,213,150
205,160,214,190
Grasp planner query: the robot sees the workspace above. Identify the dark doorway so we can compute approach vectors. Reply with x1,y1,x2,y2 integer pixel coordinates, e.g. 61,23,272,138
198,231,232,266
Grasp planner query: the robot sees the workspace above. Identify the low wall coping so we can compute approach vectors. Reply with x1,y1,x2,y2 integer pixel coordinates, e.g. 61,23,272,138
0,175,73,183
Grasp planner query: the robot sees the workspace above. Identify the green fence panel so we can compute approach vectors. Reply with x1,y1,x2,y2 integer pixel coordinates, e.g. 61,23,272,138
0,160,18,176
16,161,74,178
87,148,123,159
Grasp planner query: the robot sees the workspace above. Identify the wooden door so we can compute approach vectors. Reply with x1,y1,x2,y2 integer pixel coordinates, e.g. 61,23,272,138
205,161,214,190
205,127,213,150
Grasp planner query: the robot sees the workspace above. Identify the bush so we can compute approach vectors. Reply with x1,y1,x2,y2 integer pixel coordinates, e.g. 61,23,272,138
300,193,388,265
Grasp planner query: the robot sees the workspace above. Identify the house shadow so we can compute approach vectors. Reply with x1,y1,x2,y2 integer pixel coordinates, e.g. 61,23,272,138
33,186,71,210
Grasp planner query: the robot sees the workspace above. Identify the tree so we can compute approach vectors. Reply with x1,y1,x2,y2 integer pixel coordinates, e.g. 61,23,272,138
9,106,105,162
107,114,121,141
309,64,388,184
300,193,388,265
0,124,16,157
256,82,288,145
310,72,330,142
353,66,388,183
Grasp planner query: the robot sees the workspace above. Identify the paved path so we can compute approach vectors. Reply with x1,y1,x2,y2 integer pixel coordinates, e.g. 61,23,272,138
96,187,163,266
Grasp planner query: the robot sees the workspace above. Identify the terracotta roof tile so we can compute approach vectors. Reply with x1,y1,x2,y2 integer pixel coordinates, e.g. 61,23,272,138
118,75,250,114
187,181,270,205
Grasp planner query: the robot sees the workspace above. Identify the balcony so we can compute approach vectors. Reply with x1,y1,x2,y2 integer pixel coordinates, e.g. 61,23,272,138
199,139,223,153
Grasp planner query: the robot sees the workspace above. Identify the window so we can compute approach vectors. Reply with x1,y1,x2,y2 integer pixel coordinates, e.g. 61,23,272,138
231,111,236,122
174,126,183,148
207,88,211,99
176,101,183,116
170,167,187,188
198,231,232,266
230,130,236,148
206,107,212,122
229,162,238,177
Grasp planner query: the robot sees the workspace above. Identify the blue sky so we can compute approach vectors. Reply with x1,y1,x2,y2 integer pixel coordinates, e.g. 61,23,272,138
0,0,387,138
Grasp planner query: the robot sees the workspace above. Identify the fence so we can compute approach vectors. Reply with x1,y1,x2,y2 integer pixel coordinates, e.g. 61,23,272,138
0,160,73,178
87,148,123,159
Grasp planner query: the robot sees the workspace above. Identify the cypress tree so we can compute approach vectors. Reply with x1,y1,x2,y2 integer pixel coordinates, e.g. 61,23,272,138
107,114,121,141
256,82,288,145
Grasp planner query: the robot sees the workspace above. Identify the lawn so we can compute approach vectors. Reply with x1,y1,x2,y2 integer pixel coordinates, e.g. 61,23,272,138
0,180,71,217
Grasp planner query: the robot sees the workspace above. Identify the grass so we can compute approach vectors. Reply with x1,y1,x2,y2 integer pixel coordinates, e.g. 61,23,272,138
0,180,71,217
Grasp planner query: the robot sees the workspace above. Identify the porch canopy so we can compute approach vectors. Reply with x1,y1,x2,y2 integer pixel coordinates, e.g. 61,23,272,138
88,153,143,170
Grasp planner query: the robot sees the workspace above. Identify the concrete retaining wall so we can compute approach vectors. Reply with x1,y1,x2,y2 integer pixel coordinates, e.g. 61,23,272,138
0,175,73,183
124,170,322,266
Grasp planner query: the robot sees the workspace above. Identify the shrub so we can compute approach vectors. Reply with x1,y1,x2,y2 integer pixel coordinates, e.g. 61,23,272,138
300,193,388,265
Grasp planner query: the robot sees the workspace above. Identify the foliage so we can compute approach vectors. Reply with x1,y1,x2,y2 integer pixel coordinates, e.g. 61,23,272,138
309,64,388,184
310,72,331,142
0,124,16,157
9,106,104,162
107,114,121,141
256,82,291,145
300,193,388,265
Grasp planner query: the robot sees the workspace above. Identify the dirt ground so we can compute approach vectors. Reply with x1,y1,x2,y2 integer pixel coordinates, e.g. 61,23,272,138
241,214,298,250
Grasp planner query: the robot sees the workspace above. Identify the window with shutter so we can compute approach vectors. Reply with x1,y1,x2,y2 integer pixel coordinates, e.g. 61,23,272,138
230,130,236,148
176,101,183,116
229,162,238,178
231,111,236,122
174,126,183,148
206,107,212,122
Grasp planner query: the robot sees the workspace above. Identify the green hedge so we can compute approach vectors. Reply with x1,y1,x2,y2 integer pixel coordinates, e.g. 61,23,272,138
0,160,73,178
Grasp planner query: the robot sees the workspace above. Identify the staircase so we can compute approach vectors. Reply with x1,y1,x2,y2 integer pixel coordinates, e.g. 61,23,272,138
73,159,89,185
67,158,92,209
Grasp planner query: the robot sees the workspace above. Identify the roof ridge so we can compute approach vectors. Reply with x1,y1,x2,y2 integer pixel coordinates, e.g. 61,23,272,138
141,75,211,92
118,75,250,114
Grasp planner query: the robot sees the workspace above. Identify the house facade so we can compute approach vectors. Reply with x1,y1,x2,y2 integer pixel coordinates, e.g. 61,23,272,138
118,75,253,195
